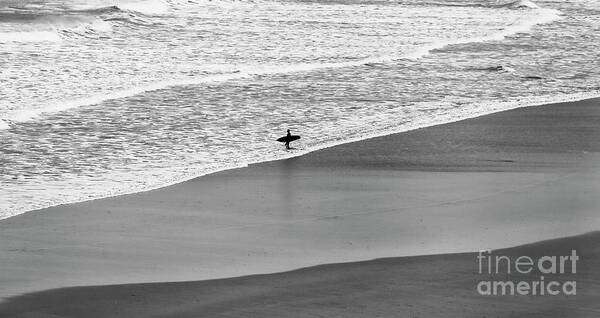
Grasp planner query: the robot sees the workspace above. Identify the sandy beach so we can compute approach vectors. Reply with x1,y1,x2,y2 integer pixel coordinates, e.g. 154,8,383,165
1,232,597,317
1,97,599,316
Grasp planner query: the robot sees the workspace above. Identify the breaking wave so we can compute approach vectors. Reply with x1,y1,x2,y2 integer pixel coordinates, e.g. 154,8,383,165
0,1,164,42
502,0,540,9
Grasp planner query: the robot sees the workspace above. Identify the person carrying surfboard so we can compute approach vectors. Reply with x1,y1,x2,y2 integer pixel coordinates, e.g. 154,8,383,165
276,129,300,150
285,129,292,149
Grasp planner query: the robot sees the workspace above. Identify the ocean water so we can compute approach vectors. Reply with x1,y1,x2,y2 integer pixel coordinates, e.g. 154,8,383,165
0,0,598,219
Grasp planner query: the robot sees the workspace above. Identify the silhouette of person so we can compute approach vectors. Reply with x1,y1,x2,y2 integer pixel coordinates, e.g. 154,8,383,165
285,129,292,149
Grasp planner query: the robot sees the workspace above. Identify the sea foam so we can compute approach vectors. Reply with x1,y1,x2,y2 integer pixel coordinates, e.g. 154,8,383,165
0,2,563,129
119,0,171,15
0,30,62,43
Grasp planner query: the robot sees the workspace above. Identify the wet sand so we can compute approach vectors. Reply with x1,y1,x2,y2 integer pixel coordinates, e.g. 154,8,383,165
0,98,599,315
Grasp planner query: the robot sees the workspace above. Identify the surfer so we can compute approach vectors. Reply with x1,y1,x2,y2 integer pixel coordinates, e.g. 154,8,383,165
276,129,300,150
285,129,292,149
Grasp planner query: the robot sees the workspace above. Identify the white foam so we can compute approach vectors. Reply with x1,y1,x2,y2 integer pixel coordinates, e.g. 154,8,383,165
87,19,113,32
3,72,251,123
0,119,9,130
0,14,112,43
3,61,384,124
119,0,171,15
404,7,561,59
0,6,562,128
0,31,62,43
0,58,407,124
0,0,565,130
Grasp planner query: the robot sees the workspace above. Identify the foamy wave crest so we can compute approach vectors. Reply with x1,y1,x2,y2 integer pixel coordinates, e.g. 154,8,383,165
67,5,154,26
69,0,171,15
503,0,540,9
403,6,561,59
66,1,167,26
0,13,114,42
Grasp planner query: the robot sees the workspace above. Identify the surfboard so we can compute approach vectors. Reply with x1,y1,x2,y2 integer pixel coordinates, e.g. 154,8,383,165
277,135,300,143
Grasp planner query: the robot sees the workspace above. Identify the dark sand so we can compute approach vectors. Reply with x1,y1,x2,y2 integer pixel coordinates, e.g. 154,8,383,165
1,232,598,317
1,98,599,316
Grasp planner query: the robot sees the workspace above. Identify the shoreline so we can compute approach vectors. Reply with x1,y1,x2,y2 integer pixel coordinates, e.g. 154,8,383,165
1,97,599,306
3,91,599,221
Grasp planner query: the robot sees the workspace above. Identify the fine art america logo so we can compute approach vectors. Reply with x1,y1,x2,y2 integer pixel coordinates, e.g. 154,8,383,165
476,250,578,296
